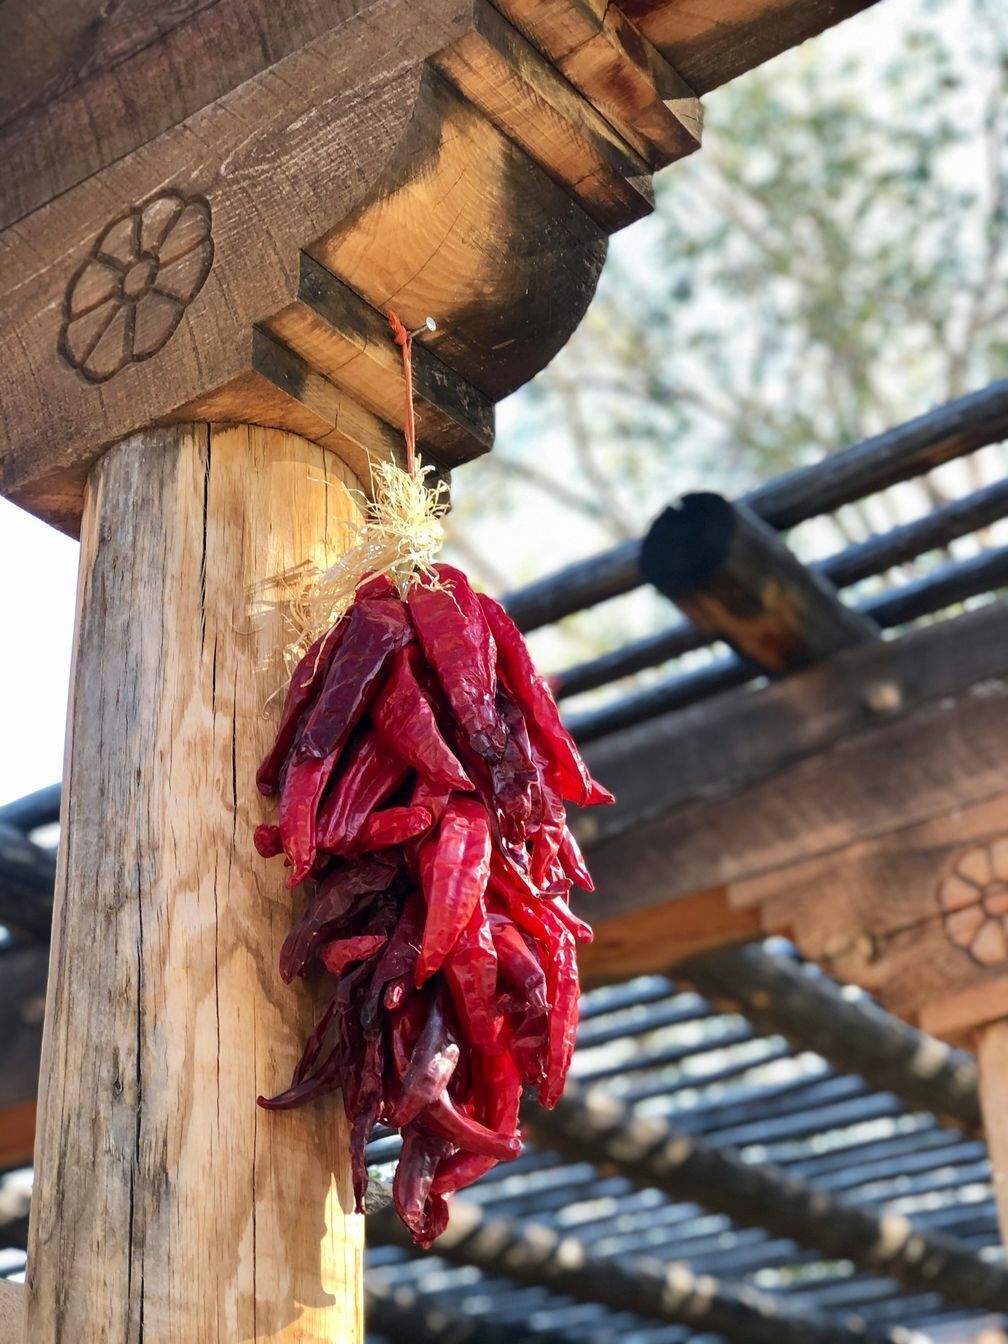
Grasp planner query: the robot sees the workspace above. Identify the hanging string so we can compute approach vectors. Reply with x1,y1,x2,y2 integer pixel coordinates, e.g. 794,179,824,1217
387,309,417,478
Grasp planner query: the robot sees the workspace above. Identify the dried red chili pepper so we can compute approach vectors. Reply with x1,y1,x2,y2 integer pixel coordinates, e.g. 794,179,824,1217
278,750,341,886
372,646,473,792
478,591,613,806
558,826,594,891
319,932,388,977
416,796,492,983
353,804,432,854
316,728,409,854
394,1126,454,1244
279,853,399,983
491,684,539,844
408,566,506,761
299,598,412,760
389,989,461,1128
420,1092,521,1160
537,910,580,1109
253,823,283,858
257,621,346,796
255,541,613,1243
442,897,500,1053
430,1049,524,1195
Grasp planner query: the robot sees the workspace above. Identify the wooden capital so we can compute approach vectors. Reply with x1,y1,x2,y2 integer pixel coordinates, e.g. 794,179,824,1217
26,424,364,1342
0,0,712,535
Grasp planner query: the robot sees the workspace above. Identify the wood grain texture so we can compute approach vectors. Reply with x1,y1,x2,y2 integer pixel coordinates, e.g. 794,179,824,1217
576,599,1008,854
739,795,1008,1039
0,0,376,231
0,0,623,532
495,0,702,167
313,66,607,401
0,0,468,533
0,1281,23,1344
433,0,654,231
579,887,759,987
978,1019,1008,1242
265,255,494,467
622,0,880,94
26,424,364,1343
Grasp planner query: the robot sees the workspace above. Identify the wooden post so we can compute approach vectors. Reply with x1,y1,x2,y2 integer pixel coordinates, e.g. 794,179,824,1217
0,1283,23,1344
26,424,364,1342
976,1022,1008,1242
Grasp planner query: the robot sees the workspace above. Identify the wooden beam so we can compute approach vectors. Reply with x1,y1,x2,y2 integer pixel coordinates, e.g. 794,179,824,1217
530,1083,1008,1308
4,0,674,533
680,944,982,1132
367,1200,911,1344
625,0,882,95
503,380,1008,632
26,425,364,1342
580,887,759,986
493,0,703,168
570,601,1008,977
555,473,1008,699
367,1280,580,1344
575,599,1008,856
639,492,878,673
568,543,1008,742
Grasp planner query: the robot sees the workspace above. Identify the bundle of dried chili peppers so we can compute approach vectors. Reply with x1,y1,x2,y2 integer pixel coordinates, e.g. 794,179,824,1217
254,313,611,1246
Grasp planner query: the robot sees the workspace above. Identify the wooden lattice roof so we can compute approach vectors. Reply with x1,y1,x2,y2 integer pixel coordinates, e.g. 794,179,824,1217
3,381,1008,1341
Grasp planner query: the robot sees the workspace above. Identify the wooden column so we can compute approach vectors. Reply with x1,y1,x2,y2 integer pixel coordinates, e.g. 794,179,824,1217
26,424,363,1342
0,1283,23,1344
978,1021,1008,1242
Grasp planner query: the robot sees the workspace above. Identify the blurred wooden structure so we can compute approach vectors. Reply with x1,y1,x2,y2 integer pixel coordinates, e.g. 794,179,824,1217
22,0,1008,1339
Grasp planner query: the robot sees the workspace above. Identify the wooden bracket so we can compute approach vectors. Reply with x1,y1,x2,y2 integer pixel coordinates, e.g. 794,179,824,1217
0,0,705,534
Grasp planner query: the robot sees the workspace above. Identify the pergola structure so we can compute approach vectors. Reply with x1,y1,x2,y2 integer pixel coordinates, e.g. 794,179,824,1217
4,380,1008,1339
3,0,1004,1340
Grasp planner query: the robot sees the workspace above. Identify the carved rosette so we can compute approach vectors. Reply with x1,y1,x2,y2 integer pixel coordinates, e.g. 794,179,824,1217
939,840,1008,966
60,192,213,383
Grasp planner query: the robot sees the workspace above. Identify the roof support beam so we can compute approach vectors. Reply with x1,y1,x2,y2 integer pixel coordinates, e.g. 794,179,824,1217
529,1082,1007,1308
681,944,981,1132
574,599,1008,916
640,492,878,672
367,1200,916,1344
503,380,1008,632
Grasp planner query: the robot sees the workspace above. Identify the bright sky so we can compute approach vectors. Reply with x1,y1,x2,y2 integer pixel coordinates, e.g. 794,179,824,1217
0,0,977,809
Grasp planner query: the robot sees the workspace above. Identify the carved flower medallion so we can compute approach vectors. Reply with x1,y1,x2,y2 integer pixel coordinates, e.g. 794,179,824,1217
60,191,213,383
939,839,1008,966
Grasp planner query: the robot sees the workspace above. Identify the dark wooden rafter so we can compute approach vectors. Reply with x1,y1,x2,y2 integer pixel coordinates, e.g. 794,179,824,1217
528,1083,1005,1308
683,945,982,1131
366,1279,582,1344
556,471,1008,700
640,491,879,672
503,380,1008,632
568,543,1008,740
366,1200,918,1344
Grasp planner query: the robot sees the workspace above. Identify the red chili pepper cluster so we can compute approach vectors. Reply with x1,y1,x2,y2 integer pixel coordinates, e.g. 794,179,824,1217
255,563,612,1245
